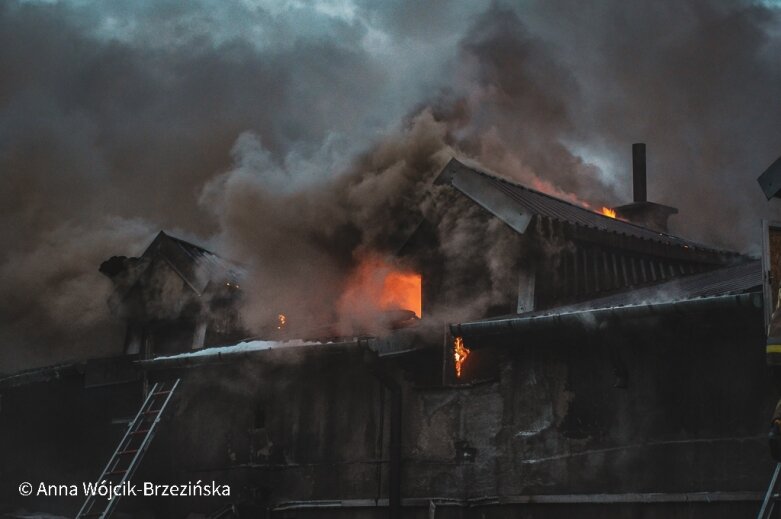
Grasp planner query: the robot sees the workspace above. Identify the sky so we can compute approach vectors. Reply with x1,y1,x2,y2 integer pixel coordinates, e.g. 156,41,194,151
2,0,781,371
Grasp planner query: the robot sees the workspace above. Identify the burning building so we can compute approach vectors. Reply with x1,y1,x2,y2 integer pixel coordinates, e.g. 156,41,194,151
98,231,249,356
0,146,773,518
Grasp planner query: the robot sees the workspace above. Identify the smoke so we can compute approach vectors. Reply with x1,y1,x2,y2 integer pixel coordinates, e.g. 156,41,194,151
202,109,455,333
0,218,153,370
526,0,781,248
1,0,780,371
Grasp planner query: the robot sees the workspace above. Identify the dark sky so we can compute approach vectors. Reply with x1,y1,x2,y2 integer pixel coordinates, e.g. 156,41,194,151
1,0,780,371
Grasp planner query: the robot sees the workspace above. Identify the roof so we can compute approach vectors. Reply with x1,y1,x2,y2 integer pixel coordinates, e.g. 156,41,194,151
439,158,738,255
146,339,317,364
138,340,362,370
474,259,761,322
452,291,761,345
0,361,82,388
0,340,359,386
140,231,245,295
451,261,762,343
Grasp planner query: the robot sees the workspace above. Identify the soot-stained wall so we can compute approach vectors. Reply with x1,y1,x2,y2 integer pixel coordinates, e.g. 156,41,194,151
145,304,778,516
0,304,773,518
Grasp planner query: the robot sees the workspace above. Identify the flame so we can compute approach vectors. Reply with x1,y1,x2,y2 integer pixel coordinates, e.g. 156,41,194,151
600,207,617,219
339,256,422,319
277,313,286,330
379,271,422,318
453,336,470,379
505,171,618,220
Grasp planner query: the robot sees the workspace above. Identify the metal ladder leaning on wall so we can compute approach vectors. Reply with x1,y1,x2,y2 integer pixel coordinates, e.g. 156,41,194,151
759,463,781,519
75,378,181,519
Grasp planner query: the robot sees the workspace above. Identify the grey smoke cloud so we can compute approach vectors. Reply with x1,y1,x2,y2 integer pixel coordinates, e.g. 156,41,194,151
526,0,781,247
1,0,780,371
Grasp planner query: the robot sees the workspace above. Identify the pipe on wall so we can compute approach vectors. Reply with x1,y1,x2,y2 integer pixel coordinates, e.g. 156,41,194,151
363,350,402,519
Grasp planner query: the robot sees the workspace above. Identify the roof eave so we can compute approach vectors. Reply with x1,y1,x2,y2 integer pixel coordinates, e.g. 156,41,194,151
449,292,763,348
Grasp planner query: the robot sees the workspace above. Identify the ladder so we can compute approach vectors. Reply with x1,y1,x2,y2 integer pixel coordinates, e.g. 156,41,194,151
207,504,238,518
76,378,181,519
759,463,781,519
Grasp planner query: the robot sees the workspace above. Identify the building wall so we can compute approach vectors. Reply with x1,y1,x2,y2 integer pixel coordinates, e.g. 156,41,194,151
0,373,143,516
0,305,774,518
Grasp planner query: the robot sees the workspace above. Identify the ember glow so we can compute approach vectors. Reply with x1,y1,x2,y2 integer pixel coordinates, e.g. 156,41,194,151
453,336,470,379
338,256,422,319
600,207,617,219
277,314,287,330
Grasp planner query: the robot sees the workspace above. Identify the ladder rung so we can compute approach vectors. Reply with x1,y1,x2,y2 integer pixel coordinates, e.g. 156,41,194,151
75,378,179,519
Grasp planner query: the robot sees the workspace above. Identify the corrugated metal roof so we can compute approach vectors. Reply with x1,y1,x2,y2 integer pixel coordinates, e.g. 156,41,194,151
513,259,761,319
440,158,736,254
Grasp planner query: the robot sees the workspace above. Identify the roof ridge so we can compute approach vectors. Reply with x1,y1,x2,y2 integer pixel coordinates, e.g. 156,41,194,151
460,160,681,234
448,158,741,256
162,231,216,256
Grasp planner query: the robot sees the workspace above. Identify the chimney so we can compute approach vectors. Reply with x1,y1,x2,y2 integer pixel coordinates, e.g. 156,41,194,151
632,143,646,203
614,143,678,233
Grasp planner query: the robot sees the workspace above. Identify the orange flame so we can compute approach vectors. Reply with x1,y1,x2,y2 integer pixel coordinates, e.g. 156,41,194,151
379,270,422,318
339,256,422,319
277,313,287,330
600,207,617,219
454,336,470,379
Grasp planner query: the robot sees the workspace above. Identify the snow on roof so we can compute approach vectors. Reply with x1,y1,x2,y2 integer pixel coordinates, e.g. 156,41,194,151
150,339,320,362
